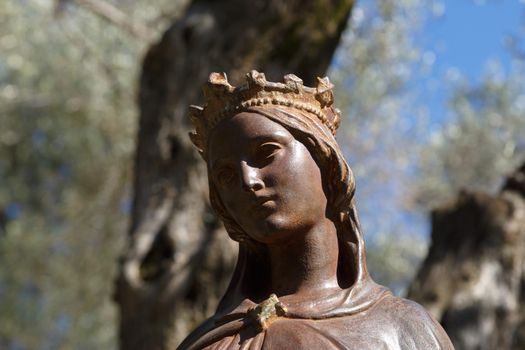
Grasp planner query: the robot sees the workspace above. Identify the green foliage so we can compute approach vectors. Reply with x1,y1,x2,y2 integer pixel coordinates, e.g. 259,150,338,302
0,0,177,348
366,232,427,294
2,0,524,347
331,0,525,296
413,63,525,210
330,0,430,294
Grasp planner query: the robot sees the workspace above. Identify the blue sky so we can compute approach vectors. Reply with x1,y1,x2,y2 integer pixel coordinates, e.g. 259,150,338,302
425,0,522,80
343,0,525,245
420,0,524,123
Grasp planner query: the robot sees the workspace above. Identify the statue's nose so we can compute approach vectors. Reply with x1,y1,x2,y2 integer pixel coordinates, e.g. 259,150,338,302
240,161,264,192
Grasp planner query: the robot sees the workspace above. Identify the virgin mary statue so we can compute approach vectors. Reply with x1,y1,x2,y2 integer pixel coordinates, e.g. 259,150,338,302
177,71,454,350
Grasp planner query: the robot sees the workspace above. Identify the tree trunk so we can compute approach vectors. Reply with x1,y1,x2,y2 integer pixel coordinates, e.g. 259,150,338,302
114,1,354,349
408,162,525,350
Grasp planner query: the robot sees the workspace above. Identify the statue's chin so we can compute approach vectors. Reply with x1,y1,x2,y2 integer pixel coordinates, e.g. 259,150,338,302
241,213,314,245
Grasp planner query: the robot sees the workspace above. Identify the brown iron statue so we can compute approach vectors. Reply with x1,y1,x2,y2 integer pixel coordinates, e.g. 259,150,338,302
177,71,454,349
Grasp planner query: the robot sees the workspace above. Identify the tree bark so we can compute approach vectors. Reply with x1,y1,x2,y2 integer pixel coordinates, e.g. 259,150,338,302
408,162,525,350
114,1,354,349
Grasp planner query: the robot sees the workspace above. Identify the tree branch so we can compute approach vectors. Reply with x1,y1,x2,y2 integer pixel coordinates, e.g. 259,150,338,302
71,0,156,43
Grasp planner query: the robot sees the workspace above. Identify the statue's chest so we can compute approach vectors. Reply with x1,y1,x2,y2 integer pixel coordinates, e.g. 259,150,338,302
204,317,392,350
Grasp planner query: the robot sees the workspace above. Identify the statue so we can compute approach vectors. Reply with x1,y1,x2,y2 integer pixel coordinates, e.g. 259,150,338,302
177,71,454,349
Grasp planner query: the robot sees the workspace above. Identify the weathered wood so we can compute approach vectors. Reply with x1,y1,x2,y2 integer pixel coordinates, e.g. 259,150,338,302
114,1,354,349
408,162,525,350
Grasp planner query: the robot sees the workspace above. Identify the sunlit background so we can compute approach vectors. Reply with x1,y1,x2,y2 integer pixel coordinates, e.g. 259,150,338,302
1,0,524,348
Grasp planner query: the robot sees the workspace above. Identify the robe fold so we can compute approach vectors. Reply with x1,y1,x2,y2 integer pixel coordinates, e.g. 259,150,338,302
178,280,453,350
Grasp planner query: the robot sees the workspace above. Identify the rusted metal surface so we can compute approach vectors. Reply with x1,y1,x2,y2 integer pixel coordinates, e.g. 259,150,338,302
177,71,454,349
116,2,355,348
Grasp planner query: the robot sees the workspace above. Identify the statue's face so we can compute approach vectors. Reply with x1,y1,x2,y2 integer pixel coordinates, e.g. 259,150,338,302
208,112,328,244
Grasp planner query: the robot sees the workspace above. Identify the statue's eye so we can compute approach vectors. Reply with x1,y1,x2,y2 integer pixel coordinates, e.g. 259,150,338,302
256,143,281,160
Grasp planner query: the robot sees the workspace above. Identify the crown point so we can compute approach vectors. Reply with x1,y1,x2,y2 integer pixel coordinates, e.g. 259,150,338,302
204,72,234,99
208,72,229,85
316,77,333,92
284,74,303,93
246,70,267,88
315,77,334,107
284,74,302,84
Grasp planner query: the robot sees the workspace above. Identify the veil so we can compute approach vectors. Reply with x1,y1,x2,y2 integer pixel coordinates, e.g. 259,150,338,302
207,106,388,319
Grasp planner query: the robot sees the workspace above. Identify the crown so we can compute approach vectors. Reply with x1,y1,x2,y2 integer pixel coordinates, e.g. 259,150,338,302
189,70,341,157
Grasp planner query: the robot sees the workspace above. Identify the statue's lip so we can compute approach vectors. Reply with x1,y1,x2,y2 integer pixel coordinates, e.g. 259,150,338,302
252,194,277,206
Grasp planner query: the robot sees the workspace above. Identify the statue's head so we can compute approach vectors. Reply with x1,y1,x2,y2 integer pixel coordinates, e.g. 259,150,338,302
207,110,330,245
189,70,370,303
181,74,448,349
190,71,360,246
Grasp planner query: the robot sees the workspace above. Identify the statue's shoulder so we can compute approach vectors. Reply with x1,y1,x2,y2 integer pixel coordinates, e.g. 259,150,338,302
380,294,434,319
372,294,455,350
375,294,437,326
176,311,248,350
176,316,217,350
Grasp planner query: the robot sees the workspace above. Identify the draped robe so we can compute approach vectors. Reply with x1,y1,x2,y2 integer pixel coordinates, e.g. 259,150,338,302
176,246,454,350
179,105,454,350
